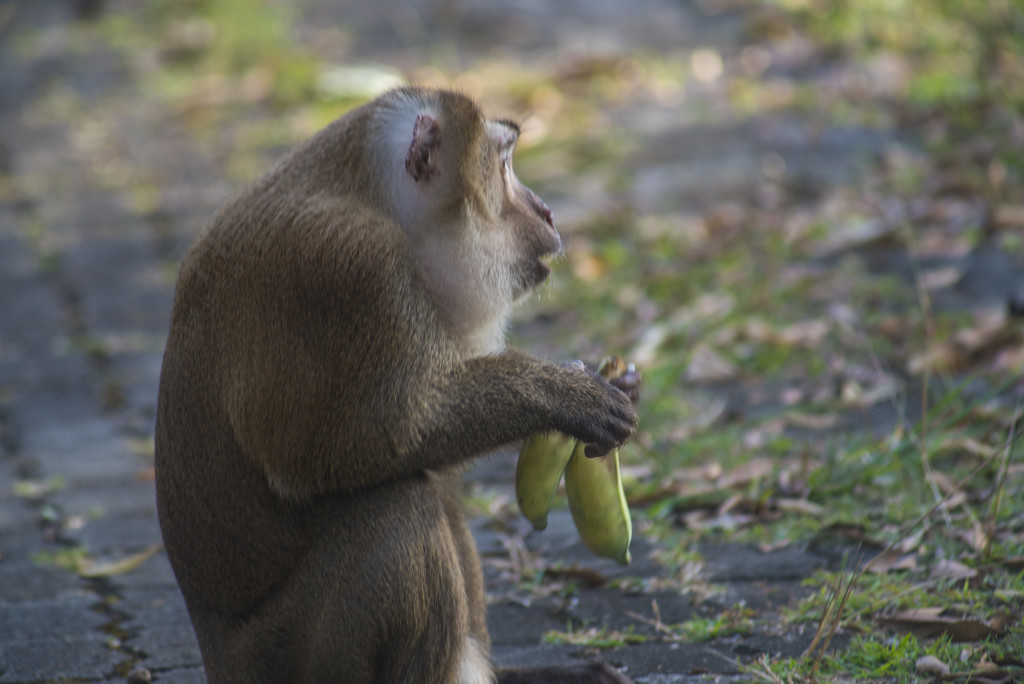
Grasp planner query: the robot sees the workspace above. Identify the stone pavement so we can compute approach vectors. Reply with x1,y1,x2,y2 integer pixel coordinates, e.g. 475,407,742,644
0,1,892,682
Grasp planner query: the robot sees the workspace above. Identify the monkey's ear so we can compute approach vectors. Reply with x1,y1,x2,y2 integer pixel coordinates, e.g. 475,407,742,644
405,113,440,183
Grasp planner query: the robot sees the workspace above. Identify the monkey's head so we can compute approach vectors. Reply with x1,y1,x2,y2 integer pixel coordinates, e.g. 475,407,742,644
374,88,562,352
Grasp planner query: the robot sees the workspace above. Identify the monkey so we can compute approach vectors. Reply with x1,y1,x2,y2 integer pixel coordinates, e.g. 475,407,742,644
154,87,637,683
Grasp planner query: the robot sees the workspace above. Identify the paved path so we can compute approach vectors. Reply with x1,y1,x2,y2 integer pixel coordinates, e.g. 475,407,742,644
0,1,894,681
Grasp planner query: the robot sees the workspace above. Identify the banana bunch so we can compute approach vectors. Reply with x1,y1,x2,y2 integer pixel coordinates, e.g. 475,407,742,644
515,356,634,565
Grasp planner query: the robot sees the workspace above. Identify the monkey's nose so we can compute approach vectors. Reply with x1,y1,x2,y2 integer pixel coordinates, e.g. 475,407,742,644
524,185,555,229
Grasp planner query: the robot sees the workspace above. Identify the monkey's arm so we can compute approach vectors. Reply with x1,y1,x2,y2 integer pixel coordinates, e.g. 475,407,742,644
388,349,638,477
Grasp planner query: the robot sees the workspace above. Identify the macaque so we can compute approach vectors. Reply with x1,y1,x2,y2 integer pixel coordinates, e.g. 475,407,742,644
155,87,636,683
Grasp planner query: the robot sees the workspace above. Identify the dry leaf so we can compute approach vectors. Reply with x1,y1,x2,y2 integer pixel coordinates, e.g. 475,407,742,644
717,493,746,515
719,457,774,488
776,319,830,347
813,522,885,547
839,376,899,408
993,344,1024,373
994,203,1024,227
908,344,964,375
920,266,963,291
867,549,917,573
882,609,1005,641
1000,556,1024,570
685,344,739,383
909,309,1019,375
928,470,960,495
543,564,608,588
813,216,898,257
665,397,728,443
954,310,1014,352
929,559,977,580
683,510,753,531
785,411,841,430
742,318,830,347
915,655,950,676
934,435,996,459
758,539,792,553
899,607,945,619
78,543,163,578
775,498,825,517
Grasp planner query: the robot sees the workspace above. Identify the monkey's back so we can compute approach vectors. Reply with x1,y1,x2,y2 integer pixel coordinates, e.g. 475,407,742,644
154,171,454,618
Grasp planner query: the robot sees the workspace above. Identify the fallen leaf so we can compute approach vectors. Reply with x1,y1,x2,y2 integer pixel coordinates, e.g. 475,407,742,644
896,607,945,619
742,318,830,348
543,564,608,588
929,559,977,580
934,435,997,460
758,539,792,553
785,411,841,430
993,344,1024,373
999,556,1024,570
811,522,886,549
813,216,899,257
839,375,900,408
920,266,963,291
881,610,1005,641
945,619,1004,642
775,497,825,517
719,457,774,488
664,397,728,443
682,510,753,532
994,203,1024,227
776,319,830,347
634,488,728,511
685,344,739,383
866,549,917,573
12,477,66,499
717,493,747,517
915,654,950,676
630,322,671,367
908,343,963,376
78,543,163,578
954,310,1015,352
909,309,1019,375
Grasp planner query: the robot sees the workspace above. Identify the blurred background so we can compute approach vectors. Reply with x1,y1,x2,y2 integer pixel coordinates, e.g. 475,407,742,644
1,0,1023,679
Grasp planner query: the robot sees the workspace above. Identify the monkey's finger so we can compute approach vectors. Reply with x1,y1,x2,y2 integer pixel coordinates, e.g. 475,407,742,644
611,368,641,405
584,442,614,459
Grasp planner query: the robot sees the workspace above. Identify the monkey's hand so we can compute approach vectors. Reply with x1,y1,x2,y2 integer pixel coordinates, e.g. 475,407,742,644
574,359,640,405
555,360,637,459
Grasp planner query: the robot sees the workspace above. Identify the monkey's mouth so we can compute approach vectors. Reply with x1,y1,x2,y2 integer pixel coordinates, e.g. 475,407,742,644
533,248,563,284
536,258,551,282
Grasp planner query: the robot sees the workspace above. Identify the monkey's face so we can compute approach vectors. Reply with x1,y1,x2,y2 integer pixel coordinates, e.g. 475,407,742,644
487,119,562,298
386,88,563,348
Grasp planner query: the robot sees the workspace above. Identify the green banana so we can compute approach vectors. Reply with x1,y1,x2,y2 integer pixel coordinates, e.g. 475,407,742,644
516,431,575,531
563,356,633,565
564,439,632,565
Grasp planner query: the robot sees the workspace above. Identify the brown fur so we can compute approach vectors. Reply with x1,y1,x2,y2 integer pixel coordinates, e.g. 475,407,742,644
155,87,635,683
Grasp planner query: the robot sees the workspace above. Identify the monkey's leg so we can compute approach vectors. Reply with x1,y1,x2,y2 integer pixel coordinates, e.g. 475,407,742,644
437,468,490,644
298,473,487,684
